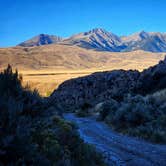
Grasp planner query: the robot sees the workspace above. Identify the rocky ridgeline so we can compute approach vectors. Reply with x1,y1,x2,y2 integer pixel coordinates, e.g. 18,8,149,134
18,28,166,52
51,57,166,110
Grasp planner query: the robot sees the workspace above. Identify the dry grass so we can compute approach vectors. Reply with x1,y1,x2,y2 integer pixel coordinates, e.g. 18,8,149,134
0,44,165,96
22,70,91,96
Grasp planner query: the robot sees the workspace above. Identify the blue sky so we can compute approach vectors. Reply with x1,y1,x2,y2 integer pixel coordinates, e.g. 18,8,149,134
1,0,166,47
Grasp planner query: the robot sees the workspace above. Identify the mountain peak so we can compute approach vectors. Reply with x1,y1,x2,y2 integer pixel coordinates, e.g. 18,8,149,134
138,30,146,34
88,28,106,33
121,31,149,43
39,33,48,37
137,31,149,38
83,28,109,36
18,34,62,47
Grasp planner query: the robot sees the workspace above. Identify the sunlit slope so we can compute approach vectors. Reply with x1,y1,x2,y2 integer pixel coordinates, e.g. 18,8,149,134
0,44,165,71
0,44,165,95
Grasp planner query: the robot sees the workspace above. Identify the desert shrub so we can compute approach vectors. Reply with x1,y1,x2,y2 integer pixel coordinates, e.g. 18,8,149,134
113,103,152,128
125,103,152,127
97,93,166,143
0,65,105,165
146,89,166,108
32,116,105,166
127,125,166,143
0,64,22,97
97,99,118,121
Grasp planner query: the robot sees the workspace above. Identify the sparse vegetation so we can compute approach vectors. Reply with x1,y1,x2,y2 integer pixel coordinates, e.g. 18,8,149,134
96,99,118,121
52,57,166,144
1,52,166,165
97,93,166,143
0,65,105,165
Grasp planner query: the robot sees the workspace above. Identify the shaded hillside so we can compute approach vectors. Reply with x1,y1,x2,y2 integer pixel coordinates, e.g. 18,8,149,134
51,56,166,144
51,57,166,109
51,70,140,109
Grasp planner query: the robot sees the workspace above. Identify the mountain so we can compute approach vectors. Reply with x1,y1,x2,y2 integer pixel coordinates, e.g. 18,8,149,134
62,28,125,52
18,34,62,47
65,29,166,52
121,31,166,52
17,29,166,52
121,31,150,43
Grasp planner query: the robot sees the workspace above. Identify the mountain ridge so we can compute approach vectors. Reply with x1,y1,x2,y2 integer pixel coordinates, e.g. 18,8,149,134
18,34,62,47
62,28,124,52
17,28,166,52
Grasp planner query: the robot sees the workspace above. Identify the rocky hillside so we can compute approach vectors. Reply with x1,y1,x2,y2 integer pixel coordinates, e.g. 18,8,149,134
67,29,166,52
63,28,124,52
17,28,166,52
50,56,166,109
18,34,62,47
121,31,166,52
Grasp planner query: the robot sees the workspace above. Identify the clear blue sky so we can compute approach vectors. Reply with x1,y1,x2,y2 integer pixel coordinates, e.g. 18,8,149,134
1,0,166,47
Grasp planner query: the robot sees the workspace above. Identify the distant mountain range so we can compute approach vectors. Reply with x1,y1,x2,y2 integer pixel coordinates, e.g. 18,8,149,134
18,28,166,52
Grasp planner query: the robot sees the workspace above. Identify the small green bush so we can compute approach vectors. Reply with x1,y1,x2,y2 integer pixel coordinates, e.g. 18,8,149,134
96,99,118,121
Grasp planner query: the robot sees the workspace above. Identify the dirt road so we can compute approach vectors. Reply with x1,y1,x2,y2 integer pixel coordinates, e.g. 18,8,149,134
64,113,166,166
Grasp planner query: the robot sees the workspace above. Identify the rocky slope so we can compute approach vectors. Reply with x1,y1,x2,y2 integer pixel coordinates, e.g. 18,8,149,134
17,28,166,52
121,31,166,52
50,57,166,109
62,28,124,52
18,34,62,47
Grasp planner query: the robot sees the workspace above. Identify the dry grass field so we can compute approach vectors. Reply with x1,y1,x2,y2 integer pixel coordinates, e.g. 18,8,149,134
21,70,92,96
0,44,165,96
21,59,164,96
